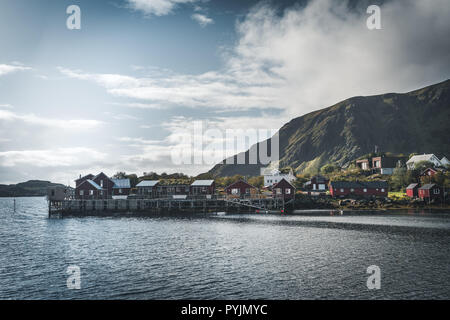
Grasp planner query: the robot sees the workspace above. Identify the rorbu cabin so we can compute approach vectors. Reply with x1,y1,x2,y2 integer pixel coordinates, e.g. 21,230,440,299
75,179,104,200
136,180,160,198
418,184,442,201
329,181,388,198
190,180,215,197
111,179,131,199
406,183,419,198
272,178,296,200
225,180,258,198
304,175,329,191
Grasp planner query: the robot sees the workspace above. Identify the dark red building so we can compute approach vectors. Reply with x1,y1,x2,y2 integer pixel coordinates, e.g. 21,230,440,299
406,183,419,198
273,178,296,200
329,181,388,198
190,180,216,196
303,175,329,191
225,180,258,197
75,174,94,188
75,172,131,200
418,184,442,201
76,179,105,200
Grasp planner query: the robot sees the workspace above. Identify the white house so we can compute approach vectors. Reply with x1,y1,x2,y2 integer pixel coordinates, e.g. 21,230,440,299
406,154,442,169
262,167,296,187
440,156,450,167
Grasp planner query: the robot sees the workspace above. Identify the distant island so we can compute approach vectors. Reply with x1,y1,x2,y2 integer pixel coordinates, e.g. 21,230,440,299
0,180,66,197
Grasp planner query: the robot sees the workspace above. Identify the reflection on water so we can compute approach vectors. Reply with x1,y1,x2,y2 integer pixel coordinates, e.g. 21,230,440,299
0,197,449,300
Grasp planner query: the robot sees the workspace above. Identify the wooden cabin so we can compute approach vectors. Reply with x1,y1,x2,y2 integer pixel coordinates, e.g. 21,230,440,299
225,180,258,198
272,178,296,200
406,183,419,198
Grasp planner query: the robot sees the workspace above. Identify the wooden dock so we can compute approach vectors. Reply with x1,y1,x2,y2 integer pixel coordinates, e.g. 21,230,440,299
48,196,288,218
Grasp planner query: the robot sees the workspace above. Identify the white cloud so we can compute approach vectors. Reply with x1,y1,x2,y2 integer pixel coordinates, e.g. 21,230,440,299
0,147,108,168
191,13,214,27
0,104,14,109
0,109,103,129
60,0,450,120
126,0,198,16
0,64,31,76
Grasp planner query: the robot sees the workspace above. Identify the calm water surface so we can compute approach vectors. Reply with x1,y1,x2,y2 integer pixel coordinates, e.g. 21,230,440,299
1,197,449,300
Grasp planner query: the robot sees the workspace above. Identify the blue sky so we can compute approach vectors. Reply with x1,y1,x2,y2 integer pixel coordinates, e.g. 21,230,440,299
0,0,449,184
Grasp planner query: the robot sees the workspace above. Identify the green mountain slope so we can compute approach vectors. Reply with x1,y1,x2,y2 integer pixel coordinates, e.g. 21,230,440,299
209,79,450,177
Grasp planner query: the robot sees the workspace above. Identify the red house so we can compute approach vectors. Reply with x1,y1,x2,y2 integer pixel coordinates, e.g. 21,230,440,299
111,179,131,199
329,181,388,198
75,172,131,200
421,168,438,177
190,180,216,196
76,179,105,200
303,175,329,191
75,174,94,188
273,178,296,200
225,180,258,198
418,184,442,201
406,183,419,198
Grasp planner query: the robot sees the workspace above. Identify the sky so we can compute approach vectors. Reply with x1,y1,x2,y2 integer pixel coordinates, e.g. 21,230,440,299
0,0,449,185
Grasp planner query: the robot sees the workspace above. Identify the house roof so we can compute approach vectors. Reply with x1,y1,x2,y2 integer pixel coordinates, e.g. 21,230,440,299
330,180,388,189
225,180,257,190
273,178,295,189
136,180,160,187
112,179,130,189
406,183,419,189
420,168,438,175
419,183,438,190
406,154,439,164
191,180,215,186
77,179,102,190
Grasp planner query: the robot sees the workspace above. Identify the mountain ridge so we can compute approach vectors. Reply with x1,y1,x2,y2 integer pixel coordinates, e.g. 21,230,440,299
208,79,450,177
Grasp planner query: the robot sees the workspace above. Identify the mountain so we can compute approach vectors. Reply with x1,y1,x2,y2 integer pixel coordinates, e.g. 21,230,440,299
209,79,450,177
0,180,66,197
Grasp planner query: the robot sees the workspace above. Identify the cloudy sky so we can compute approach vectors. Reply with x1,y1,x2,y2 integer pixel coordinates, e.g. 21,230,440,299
0,0,449,184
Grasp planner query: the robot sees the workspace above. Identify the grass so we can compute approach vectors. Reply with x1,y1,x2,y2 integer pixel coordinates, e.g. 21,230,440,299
388,191,408,200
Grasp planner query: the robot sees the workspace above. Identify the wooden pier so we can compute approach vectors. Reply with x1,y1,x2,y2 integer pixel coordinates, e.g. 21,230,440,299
48,196,288,218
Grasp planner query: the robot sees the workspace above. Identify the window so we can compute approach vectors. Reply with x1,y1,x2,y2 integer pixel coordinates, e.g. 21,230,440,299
285,189,291,194
381,188,385,192
119,188,122,194
100,180,103,187
340,188,344,193
100,191,103,195
350,188,354,192
245,188,250,194
363,189,367,193
231,188,239,195
434,189,440,194
79,190,84,196
89,190,94,195
276,188,282,195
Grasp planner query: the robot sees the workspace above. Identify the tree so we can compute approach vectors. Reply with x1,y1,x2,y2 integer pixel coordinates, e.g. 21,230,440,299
248,176,263,188
112,172,127,179
414,160,435,172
